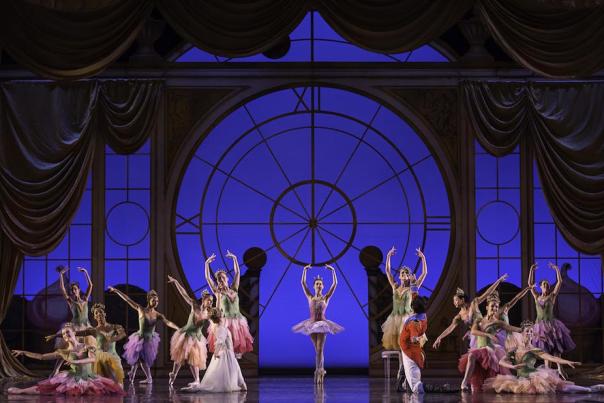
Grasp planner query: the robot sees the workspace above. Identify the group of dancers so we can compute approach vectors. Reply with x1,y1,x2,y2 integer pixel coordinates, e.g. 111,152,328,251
382,246,603,395
7,251,251,396
5,245,603,396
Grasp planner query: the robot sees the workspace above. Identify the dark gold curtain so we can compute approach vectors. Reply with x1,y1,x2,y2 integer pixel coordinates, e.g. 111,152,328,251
3,0,604,79
464,81,604,254
0,80,162,377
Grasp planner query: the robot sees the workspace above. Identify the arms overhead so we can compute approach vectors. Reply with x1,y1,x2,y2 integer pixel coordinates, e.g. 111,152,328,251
108,287,141,311
204,254,218,293
301,265,312,298
226,250,240,291
415,248,428,288
385,246,397,289
78,267,93,301
474,273,508,305
168,275,194,306
324,265,338,302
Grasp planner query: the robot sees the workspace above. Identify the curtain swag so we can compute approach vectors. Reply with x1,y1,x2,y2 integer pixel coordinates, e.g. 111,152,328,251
3,0,604,79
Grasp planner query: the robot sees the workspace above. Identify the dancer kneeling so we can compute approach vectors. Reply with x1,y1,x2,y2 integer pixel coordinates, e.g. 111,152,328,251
399,297,428,394
484,320,604,394
8,324,124,396
182,308,247,393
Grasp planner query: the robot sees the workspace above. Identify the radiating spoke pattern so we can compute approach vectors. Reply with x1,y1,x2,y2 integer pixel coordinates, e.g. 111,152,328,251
175,86,451,368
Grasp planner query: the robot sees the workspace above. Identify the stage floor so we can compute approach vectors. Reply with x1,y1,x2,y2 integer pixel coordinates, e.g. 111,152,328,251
3,376,604,402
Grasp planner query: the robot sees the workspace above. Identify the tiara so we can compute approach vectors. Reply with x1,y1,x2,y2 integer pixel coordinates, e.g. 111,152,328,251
455,287,466,297
486,291,500,303
520,320,534,329
147,289,158,298
215,270,228,277
313,274,323,282
201,289,214,299
91,303,105,314
399,266,411,275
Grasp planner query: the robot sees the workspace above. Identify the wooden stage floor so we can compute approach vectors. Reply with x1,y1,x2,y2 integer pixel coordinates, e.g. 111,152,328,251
3,376,604,402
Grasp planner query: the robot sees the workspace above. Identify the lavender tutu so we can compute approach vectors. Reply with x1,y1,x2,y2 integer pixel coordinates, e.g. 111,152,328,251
34,371,124,396
532,319,576,356
122,332,159,367
292,319,344,335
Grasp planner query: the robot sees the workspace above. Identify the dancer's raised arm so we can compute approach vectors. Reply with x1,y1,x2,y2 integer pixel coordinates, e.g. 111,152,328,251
528,263,539,300
58,266,70,302
157,312,179,331
385,246,397,288
550,262,563,302
108,287,141,312
415,248,428,288
301,265,312,298
324,265,338,302
78,267,93,301
204,254,218,293
167,275,194,306
226,250,240,291
473,273,508,306
501,285,531,315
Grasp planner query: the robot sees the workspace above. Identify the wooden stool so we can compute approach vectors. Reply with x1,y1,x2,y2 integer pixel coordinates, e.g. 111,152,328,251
381,350,403,380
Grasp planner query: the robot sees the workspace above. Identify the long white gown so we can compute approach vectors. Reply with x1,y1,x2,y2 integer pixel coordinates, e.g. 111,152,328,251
182,323,247,393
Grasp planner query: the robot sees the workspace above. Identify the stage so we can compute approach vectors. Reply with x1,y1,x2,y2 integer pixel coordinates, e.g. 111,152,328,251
3,376,604,402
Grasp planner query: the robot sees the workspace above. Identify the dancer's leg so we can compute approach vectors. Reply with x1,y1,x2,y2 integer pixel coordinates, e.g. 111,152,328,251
139,362,153,384
461,353,476,391
128,362,139,384
316,334,327,384
169,362,181,386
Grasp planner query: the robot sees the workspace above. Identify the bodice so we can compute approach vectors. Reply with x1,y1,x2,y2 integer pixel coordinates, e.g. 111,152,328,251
138,312,158,339
95,326,119,355
309,298,327,321
536,297,555,321
70,299,90,326
391,287,412,316
219,289,241,318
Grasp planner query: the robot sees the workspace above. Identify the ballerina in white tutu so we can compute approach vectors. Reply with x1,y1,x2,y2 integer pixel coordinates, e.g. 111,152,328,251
292,264,344,384
182,308,247,393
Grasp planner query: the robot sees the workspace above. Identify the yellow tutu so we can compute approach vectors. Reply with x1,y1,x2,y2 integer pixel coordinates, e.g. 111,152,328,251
381,314,407,350
95,351,125,386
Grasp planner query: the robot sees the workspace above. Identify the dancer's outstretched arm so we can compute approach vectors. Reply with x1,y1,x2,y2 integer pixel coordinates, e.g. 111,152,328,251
501,286,531,315
498,356,524,370
108,287,142,312
226,250,241,291
537,351,580,368
157,313,179,331
385,246,397,289
167,275,194,306
415,248,428,288
301,265,312,299
473,273,508,306
12,350,60,361
324,265,338,303
204,254,218,294
432,315,461,349
78,267,93,301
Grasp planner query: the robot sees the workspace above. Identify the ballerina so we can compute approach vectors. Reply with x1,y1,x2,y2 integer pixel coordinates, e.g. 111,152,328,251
205,251,254,358
109,287,178,384
292,264,343,384
8,323,124,396
382,247,427,351
433,273,509,351
168,274,214,387
458,292,521,392
181,307,247,393
528,262,576,376
483,320,603,394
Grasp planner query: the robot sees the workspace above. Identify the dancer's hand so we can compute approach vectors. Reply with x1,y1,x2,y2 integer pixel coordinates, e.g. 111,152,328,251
167,275,176,284
325,265,335,271
108,286,117,293
513,363,525,369
567,361,581,368
530,263,538,271
206,254,216,264
77,266,87,274
303,264,311,271
11,350,24,357
387,246,396,258
432,338,442,350
415,247,425,259
499,273,509,281
225,250,236,260
548,262,559,271
44,334,55,342
58,266,69,275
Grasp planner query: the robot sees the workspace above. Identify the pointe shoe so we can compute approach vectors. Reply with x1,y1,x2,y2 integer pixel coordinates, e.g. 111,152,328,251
460,382,470,393
7,387,20,395
590,385,604,393
168,372,176,387
139,377,153,384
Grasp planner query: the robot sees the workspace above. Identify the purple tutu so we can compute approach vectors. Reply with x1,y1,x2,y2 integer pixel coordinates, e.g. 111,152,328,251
532,319,575,356
292,319,344,335
122,332,160,367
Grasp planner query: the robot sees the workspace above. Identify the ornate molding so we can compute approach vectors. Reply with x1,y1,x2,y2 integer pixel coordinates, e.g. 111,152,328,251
165,87,244,173
384,87,460,172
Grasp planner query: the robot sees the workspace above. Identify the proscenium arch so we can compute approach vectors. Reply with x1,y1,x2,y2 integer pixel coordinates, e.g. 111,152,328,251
166,81,460,319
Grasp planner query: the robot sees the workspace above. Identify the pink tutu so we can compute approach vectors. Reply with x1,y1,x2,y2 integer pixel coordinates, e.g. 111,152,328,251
292,319,344,335
207,317,254,355
36,371,124,396
170,331,208,368
532,319,576,356
459,346,509,391
122,332,159,367
484,367,575,394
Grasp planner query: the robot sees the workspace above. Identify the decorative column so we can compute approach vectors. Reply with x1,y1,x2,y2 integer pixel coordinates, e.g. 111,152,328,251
458,15,494,66
130,17,165,64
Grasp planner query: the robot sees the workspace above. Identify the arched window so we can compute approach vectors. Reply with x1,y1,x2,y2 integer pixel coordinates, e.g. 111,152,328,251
175,86,451,367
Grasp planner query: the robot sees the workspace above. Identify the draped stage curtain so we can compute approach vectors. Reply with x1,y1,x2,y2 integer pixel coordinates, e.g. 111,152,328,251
0,80,161,377
464,81,604,254
4,0,604,79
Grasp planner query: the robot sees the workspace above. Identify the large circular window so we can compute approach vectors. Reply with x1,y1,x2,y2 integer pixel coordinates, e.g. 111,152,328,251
175,86,451,367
